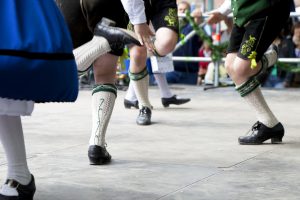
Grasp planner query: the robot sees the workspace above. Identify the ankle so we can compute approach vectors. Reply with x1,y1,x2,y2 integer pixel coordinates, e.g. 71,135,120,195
7,170,32,185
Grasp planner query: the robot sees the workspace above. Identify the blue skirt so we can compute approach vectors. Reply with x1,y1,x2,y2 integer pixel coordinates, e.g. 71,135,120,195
0,0,78,102
0,56,78,102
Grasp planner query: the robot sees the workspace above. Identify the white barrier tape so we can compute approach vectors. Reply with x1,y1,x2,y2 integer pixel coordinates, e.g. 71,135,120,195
172,57,300,64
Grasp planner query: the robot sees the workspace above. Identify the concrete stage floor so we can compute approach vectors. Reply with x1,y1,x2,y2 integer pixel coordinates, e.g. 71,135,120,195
1,85,299,200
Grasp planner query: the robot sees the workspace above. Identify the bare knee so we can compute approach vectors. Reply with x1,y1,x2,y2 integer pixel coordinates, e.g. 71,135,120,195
130,46,147,62
156,39,177,55
155,28,178,55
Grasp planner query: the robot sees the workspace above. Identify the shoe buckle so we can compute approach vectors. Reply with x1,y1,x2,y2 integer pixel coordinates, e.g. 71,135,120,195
7,180,19,189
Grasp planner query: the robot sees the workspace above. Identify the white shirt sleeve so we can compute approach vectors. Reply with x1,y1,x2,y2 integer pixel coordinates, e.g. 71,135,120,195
120,0,147,25
215,0,231,16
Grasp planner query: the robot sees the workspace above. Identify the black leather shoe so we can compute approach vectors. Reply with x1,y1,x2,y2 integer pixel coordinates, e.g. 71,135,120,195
0,174,36,200
124,99,139,109
136,107,151,125
88,145,111,165
94,19,141,51
238,121,284,145
161,95,191,107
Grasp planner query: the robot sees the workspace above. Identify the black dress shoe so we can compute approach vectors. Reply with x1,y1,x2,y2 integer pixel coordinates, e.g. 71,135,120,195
238,121,284,145
88,145,111,165
94,20,141,51
124,99,139,109
136,107,151,125
0,174,36,200
161,95,191,107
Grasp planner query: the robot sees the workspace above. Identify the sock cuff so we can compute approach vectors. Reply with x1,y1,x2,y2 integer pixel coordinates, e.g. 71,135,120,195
129,67,148,81
92,84,117,97
236,77,260,97
153,47,165,57
261,55,268,69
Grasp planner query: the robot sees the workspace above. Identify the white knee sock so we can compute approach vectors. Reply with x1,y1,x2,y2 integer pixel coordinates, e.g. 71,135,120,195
153,73,173,98
73,36,111,73
0,116,31,185
132,75,152,109
125,81,137,101
242,87,279,128
89,85,116,147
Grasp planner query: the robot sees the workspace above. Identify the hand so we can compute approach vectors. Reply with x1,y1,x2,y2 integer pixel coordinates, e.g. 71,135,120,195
206,12,225,25
134,23,155,51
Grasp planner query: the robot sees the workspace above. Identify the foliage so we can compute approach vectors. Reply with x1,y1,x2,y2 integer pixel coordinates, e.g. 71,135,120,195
183,11,228,62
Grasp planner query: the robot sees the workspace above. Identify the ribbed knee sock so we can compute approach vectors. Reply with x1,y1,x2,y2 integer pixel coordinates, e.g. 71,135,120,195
236,80,279,128
125,81,138,101
129,68,152,109
0,116,31,186
73,36,111,72
89,84,116,147
153,73,172,98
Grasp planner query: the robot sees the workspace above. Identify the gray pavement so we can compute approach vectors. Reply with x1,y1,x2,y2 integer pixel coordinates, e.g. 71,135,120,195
1,85,300,200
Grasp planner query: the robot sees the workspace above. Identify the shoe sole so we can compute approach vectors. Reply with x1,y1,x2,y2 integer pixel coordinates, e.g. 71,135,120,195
162,99,191,107
124,103,139,109
118,28,141,46
136,121,151,125
89,157,111,165
239,137,283,145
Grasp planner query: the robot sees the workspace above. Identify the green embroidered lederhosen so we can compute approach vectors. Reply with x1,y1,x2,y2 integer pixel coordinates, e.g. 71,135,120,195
231,0,282,27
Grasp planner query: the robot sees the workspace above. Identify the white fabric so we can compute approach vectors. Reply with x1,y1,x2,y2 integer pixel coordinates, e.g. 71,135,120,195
132,75,152,109
0,98,34,116
125,82,138,101
120,0,147,25
0,184,18,196
264,46,278,67
89,90,116,147
0,116,31,185
150,54,174,73
212,0,231,16
153,73,173,98
242,87,279,128
73,36,111,73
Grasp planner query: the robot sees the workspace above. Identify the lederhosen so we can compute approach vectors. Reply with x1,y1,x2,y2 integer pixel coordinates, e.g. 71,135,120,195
228,0,291,61
55,0,129,56
127,0,179,34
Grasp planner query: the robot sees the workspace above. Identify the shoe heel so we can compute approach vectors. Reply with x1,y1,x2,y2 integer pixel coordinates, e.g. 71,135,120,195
124,104,131,109
100,17,116,26
271,137,283,144
162,103,169,108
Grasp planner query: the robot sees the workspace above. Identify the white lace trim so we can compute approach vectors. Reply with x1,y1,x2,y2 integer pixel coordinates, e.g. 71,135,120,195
0,97,34,116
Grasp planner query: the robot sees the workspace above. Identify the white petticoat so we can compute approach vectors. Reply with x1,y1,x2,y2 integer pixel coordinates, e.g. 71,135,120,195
0,97,34,116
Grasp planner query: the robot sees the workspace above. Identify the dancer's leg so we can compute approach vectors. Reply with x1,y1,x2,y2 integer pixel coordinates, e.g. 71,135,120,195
88,54,118,165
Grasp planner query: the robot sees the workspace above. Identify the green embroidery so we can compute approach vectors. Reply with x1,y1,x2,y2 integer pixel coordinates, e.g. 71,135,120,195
236,77,260,97
129,67,148,81
241,35,256,56
248,51,257,69
92,84,117,96
127,23,134,31
164,8,178,27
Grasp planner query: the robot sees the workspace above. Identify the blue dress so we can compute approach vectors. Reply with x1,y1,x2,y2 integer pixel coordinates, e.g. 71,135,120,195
0,0,78,103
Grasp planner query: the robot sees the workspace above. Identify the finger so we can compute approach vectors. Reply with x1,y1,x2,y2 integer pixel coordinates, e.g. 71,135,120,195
148,29,155,37
148,41,155,51
206,16,215,25
145,37,155,51
143,39,152,51
137,34,144,46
